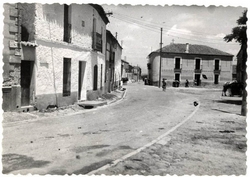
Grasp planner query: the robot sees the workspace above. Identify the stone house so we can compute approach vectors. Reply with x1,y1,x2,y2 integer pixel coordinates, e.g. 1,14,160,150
121,59,129,80
147,43,234,87
105,30,122,92
2,3,109,111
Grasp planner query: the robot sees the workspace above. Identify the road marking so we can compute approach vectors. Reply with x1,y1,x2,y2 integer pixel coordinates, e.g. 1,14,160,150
87,101,200,175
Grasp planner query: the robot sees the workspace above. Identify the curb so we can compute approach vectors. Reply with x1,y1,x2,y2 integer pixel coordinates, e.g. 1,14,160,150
107,89,127,105
3,89,127,126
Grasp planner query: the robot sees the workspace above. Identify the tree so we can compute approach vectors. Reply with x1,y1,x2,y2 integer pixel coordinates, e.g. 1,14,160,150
224,10,247,116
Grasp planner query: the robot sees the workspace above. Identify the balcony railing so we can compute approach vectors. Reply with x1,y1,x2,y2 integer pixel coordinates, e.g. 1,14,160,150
174,68,182,73
214,69,221,74
194,69,202,73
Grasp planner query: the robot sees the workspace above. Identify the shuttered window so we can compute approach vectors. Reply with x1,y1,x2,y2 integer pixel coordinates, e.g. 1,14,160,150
63,58,71,96
63,4,71,43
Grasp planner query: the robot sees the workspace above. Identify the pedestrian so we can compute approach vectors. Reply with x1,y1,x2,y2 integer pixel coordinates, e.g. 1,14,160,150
185,79,189,87
162,78,167,91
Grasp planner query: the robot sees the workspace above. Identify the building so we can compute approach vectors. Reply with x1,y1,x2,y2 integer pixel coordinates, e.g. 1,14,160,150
147,43,234,86
132,66,141,82
121,59,129,80
2,3,109,111
105,30,122,92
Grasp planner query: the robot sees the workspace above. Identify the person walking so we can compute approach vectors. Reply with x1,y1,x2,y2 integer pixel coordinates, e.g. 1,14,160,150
162,78,167,91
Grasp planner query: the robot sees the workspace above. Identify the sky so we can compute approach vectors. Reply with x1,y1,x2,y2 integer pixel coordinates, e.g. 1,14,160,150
102,4,247,74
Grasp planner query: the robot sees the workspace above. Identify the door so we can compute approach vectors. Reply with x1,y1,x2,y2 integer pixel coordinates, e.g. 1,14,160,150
93,65,98,90
21,61,34,106
78,61,86,100
214,74,219,84
195,74,201,86
175,73,180,81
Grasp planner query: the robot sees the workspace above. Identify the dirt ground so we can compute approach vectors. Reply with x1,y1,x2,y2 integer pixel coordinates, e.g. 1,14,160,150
96,88,247,175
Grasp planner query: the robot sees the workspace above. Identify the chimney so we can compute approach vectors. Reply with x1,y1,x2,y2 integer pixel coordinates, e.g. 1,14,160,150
185,43,189,53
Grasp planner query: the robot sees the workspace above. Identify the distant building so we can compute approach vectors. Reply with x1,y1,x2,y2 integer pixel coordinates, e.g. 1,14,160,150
121,59,129,80
147,43,234,86
132,66,141,82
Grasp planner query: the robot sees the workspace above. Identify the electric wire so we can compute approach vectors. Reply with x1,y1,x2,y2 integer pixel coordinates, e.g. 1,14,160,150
111,15,239,46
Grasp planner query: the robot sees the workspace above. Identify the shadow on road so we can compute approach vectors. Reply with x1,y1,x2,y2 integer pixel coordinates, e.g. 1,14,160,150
211,108,241,115
2,153,50,174
214,99,242,105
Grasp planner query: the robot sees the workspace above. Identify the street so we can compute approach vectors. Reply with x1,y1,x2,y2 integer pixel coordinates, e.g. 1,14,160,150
2,82,246,175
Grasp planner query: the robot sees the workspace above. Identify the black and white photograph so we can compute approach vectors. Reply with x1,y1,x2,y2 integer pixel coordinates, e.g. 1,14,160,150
1,0,249,176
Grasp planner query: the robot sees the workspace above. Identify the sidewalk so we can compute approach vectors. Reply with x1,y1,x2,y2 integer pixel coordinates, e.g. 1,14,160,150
2,89,126,124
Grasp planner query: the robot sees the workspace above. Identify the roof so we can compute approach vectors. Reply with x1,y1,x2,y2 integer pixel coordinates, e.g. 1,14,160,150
151,43,233,57
121,59,129,64
89,4,109,24
106,30,123,49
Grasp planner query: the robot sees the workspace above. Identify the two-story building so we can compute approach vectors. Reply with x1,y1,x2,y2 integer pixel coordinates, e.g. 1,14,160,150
2,3,109,111
147,43,234,87
105,30,122,92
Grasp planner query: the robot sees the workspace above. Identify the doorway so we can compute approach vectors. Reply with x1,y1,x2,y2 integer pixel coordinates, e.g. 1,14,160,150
195,74,201,86
21,60,34,106
214,74,219,84
93,65,98,90
78,61,86,100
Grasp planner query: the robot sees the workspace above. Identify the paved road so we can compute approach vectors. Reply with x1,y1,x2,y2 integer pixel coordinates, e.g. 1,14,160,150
2,82,197,174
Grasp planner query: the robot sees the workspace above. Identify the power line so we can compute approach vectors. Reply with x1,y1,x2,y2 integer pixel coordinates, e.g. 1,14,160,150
115,12,222,36
111,15,239,46
115,13,232,42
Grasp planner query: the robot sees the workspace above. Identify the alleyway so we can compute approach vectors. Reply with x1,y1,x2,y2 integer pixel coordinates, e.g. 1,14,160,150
2,82,246,175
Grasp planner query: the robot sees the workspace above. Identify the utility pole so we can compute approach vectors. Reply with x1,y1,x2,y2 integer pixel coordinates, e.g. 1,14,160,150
159,28,163,88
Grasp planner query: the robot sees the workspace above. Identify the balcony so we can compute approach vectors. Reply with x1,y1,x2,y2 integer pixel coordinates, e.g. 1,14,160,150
174,68,182,73
214,69,221,74
194,69,202,73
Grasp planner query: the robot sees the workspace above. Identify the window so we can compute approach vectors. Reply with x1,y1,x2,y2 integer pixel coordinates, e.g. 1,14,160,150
215,59,220,70
92,18,96,49
175,58,181,69
195,58,201,70
63,58,71,96
92,18,102,52
63,4,71,43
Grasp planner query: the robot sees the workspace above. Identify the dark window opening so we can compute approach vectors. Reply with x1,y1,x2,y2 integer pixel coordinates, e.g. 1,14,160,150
21,25,29,41
92,18,96,49
63,4,71,43
215,60,220,70
63,58,71,96
195,59,201,70
175,58,181,69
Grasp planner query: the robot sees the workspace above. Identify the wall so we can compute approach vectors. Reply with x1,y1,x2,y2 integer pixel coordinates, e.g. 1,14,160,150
2,3,22,111
114,45,122,88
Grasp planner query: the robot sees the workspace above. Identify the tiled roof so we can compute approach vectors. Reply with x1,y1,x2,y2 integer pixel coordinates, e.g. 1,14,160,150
154,43,233,56
89,4,109,24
